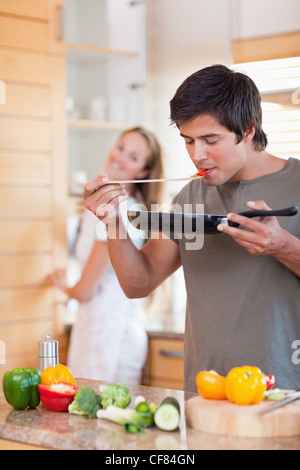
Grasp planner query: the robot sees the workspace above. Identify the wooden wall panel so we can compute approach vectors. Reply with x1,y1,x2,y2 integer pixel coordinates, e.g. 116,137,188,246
0,152,51,185
0,220,53,252
0,0,50,19
0,254,52,288
0,49,51,85
0,118,52,152
0,187,52,218
0,355,40,384
1,321,55,356
0,0,67,378
0,16,50,52
2,83,51,118
0,287,53,322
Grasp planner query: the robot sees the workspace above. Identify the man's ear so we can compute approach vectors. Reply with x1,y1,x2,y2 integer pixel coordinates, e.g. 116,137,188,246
135,169,149,180
244,126,256,142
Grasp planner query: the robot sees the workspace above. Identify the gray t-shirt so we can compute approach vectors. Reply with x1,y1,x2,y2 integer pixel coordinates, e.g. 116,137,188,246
171,158,300,392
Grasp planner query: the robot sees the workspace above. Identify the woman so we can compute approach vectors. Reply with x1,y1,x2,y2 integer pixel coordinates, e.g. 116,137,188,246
49,127,164,384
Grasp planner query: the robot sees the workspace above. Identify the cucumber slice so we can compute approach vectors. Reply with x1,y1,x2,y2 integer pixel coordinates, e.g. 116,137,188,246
154,397,180,431
265,388,287,401
267,391,287,401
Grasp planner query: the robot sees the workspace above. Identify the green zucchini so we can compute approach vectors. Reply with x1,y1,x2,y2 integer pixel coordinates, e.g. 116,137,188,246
154,397,180,431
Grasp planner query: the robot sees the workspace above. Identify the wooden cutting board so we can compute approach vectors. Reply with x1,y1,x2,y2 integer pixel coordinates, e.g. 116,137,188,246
186,394,300,438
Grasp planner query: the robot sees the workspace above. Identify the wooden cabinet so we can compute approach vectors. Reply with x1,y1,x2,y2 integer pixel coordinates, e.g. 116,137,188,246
145,337,184,391
0,0,68,382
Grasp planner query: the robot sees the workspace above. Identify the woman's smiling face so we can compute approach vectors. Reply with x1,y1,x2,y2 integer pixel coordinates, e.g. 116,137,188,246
179,114,254,185
105,131,150,181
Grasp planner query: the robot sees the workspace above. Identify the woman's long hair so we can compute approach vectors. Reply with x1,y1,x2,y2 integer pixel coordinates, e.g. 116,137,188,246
121,127,165,210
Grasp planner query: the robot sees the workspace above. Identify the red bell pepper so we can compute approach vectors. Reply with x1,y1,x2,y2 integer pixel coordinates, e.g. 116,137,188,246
265,374,275,391
38,382,79,412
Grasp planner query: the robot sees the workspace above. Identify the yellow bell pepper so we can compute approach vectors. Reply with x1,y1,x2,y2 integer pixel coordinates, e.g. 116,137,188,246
196,370,227,400
41,364,75,386
225,366,266,405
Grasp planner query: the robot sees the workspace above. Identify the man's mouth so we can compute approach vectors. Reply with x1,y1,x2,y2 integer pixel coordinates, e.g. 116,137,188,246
200,168,215,175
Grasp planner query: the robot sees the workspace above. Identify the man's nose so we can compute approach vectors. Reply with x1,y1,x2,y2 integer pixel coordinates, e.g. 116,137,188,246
190,142,208,164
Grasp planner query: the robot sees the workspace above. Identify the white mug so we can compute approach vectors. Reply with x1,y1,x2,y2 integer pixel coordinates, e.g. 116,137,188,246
69,171,87,196
88,97,107,121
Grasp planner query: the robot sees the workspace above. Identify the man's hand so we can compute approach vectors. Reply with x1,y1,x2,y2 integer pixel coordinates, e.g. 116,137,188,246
217,200,286,256
84,173,128,224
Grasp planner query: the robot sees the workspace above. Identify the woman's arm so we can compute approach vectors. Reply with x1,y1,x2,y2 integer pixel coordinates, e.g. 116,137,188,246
49,240,111,301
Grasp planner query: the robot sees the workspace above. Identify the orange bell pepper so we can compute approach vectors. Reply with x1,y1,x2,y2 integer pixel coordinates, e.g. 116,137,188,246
225,366,266,405
196,370,227,400
41,364,75,386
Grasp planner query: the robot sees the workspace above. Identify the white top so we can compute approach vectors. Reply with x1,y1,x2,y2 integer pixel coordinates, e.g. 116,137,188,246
67,197,148,381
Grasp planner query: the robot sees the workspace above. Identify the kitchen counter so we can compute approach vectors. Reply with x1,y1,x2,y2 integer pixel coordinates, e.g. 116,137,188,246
145,315,184,340
1,379,300,450
65,309,185,341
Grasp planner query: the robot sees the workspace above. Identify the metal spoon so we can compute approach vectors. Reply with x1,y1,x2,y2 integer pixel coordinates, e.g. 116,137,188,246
105,176,203,185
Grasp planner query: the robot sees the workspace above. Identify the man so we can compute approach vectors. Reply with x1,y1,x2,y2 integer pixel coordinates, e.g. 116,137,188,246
84,65,300,392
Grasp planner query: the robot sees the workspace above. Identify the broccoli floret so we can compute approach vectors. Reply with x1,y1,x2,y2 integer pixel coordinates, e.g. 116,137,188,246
68,386,101,418
99,382,131,409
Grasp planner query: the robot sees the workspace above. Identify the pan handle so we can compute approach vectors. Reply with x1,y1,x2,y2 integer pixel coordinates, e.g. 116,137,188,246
238,206,298,219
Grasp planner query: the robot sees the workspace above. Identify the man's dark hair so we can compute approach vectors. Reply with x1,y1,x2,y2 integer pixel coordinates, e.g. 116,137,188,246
170,64,268,151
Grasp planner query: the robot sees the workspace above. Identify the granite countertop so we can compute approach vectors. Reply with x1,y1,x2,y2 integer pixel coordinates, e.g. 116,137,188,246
1,379,300,450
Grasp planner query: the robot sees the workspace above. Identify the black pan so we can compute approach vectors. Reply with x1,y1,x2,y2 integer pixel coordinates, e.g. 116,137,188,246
127,206,298,235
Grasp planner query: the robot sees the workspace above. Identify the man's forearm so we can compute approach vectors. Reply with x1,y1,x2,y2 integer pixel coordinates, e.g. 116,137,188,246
83,176,164,296
106,219,153,298
106,217,182,298
274,230,300,277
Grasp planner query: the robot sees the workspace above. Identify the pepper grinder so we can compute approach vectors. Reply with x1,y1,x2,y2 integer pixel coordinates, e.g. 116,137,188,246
38,334,59,372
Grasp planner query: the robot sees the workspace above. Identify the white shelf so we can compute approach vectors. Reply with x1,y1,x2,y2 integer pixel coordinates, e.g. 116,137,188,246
68,119,132,131
65,41,138,65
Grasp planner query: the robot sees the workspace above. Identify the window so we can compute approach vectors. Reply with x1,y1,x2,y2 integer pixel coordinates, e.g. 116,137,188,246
232,57,300,160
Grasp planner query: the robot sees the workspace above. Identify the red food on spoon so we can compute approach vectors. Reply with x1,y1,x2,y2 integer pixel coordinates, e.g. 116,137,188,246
192,170,207,177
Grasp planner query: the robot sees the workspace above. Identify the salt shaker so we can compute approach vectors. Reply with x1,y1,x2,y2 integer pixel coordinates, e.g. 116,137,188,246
38,334,59,372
